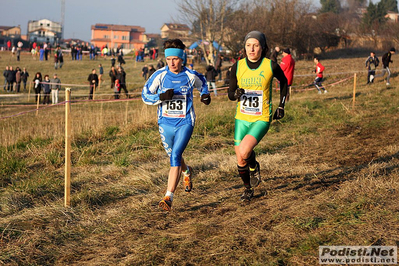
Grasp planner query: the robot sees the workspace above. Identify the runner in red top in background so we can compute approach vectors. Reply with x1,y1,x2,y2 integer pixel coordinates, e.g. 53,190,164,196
313,57,327,94
280,48,295,101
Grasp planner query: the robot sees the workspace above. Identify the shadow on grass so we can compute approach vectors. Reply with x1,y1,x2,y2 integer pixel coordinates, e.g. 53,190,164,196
268,151,399,192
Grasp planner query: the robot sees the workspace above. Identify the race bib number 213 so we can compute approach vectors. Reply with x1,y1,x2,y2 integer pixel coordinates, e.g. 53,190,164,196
240,90,263,116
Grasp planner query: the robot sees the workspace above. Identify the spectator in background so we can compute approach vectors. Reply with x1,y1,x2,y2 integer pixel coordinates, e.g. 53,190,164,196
42,75,51,105
21,68,29,92
224,66,231,86
33,72,42,102
111,57,116,67
39,46,45,61
114,79,120,99
205,63,218,96
157,58,165,69
87,69,99,100
117,67,129,98
313,57,327,94
6,66,15,92
365,51,379,84
148,65,156,78
142,64,149,80
215,54,223,81
15,67,21,93
280,48,295,101
43,43,48,61
51,73,61,104
3,66,9,91
270,46,280,62
117,53,125,66
377,47,395,85
16,47,21,61
109,66,117,89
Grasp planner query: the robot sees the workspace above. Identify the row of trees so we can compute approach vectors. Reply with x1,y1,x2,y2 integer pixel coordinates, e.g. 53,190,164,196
177,0,399,64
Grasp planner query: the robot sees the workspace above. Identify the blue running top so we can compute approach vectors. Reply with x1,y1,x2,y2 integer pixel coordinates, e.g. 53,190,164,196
142,66,209,127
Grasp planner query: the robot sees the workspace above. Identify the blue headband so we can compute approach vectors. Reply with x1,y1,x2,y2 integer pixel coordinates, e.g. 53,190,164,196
165,48,184,60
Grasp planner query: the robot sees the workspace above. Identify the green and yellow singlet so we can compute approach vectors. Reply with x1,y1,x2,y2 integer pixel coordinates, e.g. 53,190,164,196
235,58,274,123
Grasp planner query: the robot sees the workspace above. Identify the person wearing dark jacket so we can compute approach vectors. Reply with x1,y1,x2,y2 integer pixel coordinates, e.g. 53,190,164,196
21,68,29,91
228,31,287,202
15,67,21,93
365,51,379,84
148,65,156,79
42,75,51,105
117,54,125,66
116,67,129,98
33,72,42,103
109,66,118,89
377,47,395,85
6,66,16,92
205,63,218,96
87,69,99,100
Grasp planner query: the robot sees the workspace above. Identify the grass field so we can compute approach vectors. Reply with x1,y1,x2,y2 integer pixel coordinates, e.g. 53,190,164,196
0,50,399,265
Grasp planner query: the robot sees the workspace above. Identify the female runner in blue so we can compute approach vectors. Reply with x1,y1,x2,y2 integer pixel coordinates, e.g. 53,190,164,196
142,39,211,211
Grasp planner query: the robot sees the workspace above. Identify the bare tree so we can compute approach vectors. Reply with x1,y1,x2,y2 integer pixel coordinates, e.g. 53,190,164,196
177,0,237,65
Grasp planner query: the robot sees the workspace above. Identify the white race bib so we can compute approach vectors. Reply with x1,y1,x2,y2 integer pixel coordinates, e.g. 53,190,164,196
162,95,186,118
239,90,263,116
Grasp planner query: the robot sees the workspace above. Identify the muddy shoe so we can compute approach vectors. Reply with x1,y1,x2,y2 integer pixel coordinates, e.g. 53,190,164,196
240,188,254,202
249,162,261,188
159,196,172,211
183,166,193,192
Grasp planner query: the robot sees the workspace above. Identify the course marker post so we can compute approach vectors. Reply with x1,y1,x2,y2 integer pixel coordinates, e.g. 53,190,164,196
36,92,40,116
352,73,357,109
65,88,71,207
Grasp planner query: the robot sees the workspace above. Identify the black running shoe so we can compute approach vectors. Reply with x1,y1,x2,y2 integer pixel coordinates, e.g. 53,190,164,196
249,162,261,188
240,188,254,202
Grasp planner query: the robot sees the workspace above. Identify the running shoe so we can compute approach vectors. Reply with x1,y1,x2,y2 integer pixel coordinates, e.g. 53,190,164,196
240,187,254,202
159,196,172,211
249,162,261,188
318,91,322,94
386,83,391,85
183,166,193,192
324,90,328,93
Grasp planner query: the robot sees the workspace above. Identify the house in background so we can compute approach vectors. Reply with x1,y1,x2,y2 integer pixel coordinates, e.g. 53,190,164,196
160,23,190,42
0,26,21,38
90,24,146,51
385,11,399,22
27,19,62,44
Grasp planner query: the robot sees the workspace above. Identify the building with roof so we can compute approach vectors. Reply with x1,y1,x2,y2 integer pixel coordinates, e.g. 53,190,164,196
27,19,62,44
0,26,21,38
90,23,146,51
160,23,190,41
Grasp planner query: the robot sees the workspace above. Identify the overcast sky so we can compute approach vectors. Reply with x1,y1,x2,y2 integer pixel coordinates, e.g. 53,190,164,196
0,0,180,41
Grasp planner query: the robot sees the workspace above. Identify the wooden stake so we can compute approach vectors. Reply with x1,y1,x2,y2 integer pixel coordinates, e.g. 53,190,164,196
65,88,71,207
36,92,40,116
352,73,357,109
93,84,96,100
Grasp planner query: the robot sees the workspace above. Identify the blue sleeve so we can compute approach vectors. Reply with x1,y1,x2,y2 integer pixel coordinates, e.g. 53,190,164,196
141,70,164,105
192,69,209,96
